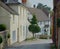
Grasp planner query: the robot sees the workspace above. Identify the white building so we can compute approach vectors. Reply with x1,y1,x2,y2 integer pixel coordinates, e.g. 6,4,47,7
28,8,51,36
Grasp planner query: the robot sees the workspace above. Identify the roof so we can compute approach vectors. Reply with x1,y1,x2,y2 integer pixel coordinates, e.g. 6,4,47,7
6,0,20,4
0,0,18,15
5,1,27,9
28,8,49,21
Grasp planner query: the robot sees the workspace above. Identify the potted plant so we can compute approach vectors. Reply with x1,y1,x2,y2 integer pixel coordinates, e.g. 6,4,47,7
0,36,3,49
0,24,6,31
7,33,10,46
7,33,10,39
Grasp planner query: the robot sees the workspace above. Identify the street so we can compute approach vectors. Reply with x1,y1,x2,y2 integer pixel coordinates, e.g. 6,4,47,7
5,39,52,49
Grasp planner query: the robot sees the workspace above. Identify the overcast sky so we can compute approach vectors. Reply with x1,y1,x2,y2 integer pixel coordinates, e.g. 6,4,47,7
29,0,53,9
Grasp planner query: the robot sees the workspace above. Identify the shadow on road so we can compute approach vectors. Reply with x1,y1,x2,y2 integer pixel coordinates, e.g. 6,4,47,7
5,39,52,49
6,43,51,49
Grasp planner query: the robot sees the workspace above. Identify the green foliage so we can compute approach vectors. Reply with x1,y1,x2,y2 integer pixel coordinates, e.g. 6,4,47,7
37,3,51,14
37,3,43,9
7,33,10,39
28,14,40,37
57,18,60,27
25,37,35,41
30,15,37,24
0,24,6,31
39,35,47,39
28,24,40,33
0,36,3,44
51,44,56,49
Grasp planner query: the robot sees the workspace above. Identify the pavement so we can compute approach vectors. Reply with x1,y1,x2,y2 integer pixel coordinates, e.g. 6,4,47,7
5,39,52,49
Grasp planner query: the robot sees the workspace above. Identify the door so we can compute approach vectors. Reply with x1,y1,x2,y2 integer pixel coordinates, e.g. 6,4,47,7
11,30,16,44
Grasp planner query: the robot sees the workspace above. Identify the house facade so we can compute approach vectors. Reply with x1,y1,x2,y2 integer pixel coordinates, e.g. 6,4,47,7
0,0,33,45
28,8,51,37
6,2,32,42
0,0,19,44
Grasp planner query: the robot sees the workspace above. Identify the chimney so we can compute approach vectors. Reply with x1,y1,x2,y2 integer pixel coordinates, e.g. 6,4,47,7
22,0,27,3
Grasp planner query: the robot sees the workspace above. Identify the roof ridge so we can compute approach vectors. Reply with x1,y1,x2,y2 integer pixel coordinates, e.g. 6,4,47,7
0,0,18,15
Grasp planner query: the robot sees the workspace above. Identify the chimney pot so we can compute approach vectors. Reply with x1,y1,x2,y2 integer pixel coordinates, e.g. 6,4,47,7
22,0,27,3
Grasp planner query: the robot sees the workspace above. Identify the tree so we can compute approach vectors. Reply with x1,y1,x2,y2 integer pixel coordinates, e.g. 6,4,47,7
0,36,3,49
0,36,3,44
28,15,40,37
37,3,43,9
37,3,51,16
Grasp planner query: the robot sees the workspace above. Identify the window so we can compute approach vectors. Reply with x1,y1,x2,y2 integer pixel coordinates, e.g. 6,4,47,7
23,26,26,39
12,31,16,41
40,21,42,25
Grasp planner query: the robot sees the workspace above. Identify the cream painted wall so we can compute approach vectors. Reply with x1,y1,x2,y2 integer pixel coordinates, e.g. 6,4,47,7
0,6,10,30
0,6,18,45
18,6,28,42
18,5,32,42
1,4,33,43
26,10,33,38
10,14,18,44
9,5,29,42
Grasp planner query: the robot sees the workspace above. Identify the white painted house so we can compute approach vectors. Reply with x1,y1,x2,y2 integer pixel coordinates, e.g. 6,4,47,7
28,8,51,36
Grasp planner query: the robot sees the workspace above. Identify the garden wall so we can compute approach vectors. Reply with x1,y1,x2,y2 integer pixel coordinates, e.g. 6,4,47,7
0,31,7,49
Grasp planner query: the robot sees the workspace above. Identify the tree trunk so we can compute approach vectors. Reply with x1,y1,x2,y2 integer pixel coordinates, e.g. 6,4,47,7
33,33,34,38
0,44,1,49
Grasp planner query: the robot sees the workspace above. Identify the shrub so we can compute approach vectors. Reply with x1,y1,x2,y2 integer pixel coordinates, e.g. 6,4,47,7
0,24,6,31
51,44,56,49
39,35,47,39
0,36,3,44
25,37,35,41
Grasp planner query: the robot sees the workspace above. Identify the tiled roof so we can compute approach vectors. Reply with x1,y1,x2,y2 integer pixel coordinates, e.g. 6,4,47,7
28,8,49,21
6,0,19,4
0,0,18,15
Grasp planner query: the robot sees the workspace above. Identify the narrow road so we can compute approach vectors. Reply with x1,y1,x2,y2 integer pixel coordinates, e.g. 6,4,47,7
5,39,52,49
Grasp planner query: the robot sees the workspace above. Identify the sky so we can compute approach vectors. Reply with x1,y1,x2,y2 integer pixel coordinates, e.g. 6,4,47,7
29,0,53,9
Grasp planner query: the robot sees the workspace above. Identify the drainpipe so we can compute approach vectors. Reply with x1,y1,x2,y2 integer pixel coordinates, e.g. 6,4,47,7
53,0,57,48
17,14,19,43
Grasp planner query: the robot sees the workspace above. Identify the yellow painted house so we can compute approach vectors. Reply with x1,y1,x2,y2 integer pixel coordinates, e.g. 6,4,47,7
0,0,19,44
0,0,32,45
